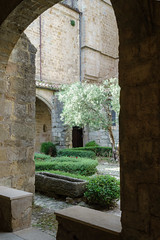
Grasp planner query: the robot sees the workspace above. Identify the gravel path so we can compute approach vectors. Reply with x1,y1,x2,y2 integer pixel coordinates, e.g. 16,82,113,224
96,160,120,178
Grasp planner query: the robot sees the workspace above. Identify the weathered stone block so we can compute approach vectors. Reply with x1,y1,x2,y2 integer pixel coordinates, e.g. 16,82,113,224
0,177,12,187
0,124,10,142
0,148,7,162
149,185,160,217
122,211,150,233
55,206,121,240
138,184,150,214
151,216,160,240
35,172,87,198
0,162,10,178
0,186,33,232
120,175,138,212
122,227,151,240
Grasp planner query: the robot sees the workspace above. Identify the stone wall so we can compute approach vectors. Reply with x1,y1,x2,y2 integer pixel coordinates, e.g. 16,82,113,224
35,97,52,152
79,0,118,82
0,33,36,193
85,125,119,148
25,3,80,85
52,95,72,149
25,0,118,84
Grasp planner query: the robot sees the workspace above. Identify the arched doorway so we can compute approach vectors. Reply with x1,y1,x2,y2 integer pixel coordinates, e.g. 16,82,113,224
35,97,52,152
0,1,160,239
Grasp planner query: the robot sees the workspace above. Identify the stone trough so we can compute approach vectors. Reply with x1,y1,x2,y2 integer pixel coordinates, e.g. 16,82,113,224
35,172,87,198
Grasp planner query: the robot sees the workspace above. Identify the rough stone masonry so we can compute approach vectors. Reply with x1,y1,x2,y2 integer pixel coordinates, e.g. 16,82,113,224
0,33,36,193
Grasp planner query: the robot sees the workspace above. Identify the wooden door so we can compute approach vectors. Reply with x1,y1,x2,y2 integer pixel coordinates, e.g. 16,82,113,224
72,127,83,148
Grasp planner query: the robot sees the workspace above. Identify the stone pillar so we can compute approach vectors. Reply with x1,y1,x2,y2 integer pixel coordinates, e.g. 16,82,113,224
0,33,36,193
113,1,160,239
83,125,89,147
52,95,72,149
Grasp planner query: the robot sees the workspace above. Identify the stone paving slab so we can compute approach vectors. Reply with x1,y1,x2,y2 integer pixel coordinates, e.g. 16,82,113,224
0,233,23,240
0,228,55,240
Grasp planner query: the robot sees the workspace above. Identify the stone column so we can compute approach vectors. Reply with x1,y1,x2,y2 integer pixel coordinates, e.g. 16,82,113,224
52,95,72,149
0,33,36,193
112,1,160,239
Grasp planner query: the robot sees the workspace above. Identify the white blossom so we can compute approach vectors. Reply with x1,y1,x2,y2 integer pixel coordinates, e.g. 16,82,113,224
57,78,120,132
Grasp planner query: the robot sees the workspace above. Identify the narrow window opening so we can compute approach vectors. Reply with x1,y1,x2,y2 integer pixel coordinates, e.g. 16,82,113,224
43,124,47,132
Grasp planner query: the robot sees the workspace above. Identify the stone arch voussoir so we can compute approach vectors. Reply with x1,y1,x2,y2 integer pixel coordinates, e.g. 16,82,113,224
0,0,61,74
36,94,52,112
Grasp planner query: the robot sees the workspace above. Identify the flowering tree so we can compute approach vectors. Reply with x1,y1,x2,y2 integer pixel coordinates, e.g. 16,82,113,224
57,78,120,155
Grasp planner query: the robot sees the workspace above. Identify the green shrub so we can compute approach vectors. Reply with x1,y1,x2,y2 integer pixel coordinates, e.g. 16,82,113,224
57,149,96,159
84,175,120,207
35,156,98,176
40,142,57,157
85,140,99,147
34,153,53,161
45,170,90,181
72,146,112,157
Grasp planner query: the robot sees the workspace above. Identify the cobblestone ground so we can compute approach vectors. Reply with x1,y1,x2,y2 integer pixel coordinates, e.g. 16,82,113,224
32,160,120,237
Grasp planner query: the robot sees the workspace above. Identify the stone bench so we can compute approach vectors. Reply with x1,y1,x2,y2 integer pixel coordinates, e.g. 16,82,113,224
55,206,121,240
0,186,33,232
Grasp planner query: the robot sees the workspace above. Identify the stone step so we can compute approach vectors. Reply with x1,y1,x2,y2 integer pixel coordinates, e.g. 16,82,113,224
0,228,55,240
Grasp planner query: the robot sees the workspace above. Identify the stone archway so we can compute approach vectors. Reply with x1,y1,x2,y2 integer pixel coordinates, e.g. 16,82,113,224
35,97,52,152
0,0,62,193
0,1,160,239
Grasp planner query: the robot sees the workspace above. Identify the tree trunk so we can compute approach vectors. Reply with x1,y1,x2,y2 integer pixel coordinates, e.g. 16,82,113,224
108,126,117,160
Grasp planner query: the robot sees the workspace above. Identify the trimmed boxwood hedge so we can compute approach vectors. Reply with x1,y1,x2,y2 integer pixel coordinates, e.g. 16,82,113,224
40,142,57,157
34,153,53,161
35,156,98,176
72,146,112,157
57,149,96,159
85,141,99,147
